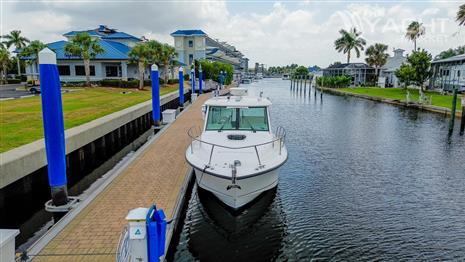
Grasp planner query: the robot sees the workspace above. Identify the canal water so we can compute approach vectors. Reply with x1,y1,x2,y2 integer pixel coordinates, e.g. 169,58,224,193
171,79,465,261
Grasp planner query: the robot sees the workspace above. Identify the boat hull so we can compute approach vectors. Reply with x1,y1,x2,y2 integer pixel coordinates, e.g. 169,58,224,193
193,167,279,210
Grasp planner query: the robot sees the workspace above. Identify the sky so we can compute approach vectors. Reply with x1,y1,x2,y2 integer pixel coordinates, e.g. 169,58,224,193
1,0,464,67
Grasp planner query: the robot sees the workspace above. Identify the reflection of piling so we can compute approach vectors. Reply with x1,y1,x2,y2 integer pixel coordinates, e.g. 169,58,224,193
460,97,465,136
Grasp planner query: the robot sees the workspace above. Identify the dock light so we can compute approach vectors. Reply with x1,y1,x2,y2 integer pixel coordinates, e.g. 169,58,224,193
220,71,223,89
151,64,160,126
38,48,69,207
179,67,184,107
199,64,203,94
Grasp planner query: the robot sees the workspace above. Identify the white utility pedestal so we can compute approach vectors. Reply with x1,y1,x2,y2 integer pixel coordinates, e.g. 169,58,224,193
126,208,148,262
1,229,20,262
191,93,198,102
162,109,176,124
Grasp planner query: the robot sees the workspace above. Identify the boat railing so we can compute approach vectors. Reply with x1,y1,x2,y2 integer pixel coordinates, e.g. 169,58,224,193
187,126,286,167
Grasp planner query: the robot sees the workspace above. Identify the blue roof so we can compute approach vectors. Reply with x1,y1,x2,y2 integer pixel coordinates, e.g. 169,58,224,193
170,30,207,36
34,40,131,60
102,32,140,40
63,26,141,41
63,31,101,37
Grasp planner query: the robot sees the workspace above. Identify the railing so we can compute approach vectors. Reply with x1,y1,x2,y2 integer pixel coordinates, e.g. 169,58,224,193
187,126,286,168
116,226,130,262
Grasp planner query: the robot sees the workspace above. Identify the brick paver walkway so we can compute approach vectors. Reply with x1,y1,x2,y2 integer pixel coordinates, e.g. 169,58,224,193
33,93,215,262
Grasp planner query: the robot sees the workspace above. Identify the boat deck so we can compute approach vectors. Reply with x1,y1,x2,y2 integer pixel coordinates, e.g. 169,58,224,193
30,92,224,262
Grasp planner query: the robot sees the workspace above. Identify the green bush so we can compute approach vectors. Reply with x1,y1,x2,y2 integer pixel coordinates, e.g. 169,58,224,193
317,75,351,88
184,74,190,81
7,79,21,84
167,79,179,85
194,60,234,85
101,79,139,88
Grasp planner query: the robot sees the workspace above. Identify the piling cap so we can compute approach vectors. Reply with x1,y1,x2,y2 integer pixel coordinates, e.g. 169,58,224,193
126,207,149,221
179,66,184,72
151,64,158,71
191,68,195,72
39,48,57,65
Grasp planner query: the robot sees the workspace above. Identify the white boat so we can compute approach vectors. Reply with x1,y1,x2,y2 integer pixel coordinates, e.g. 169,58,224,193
241,78,252,84
186,88,288,209
282,74,290,80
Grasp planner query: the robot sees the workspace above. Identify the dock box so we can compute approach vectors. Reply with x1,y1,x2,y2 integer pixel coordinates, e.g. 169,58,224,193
162,109,176,124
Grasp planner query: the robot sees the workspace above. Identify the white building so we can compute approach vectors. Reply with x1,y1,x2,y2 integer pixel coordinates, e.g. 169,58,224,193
378,49,407,88
430,54,465,92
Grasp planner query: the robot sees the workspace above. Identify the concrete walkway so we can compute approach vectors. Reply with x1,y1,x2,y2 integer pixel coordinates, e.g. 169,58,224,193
31,93,214,261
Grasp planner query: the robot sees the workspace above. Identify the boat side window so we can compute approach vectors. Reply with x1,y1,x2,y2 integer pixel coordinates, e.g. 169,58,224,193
239,107,269,131
206,107,236,131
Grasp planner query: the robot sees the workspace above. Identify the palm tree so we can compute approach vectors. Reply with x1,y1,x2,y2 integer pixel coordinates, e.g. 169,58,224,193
405,21,425,51
334,28,366,63
129,42,153,90
2,30,29,76
158,44,177,85
21,40,46,82
458,4,465,26
64,32,104,87
365,43,389,76
0,45,10,84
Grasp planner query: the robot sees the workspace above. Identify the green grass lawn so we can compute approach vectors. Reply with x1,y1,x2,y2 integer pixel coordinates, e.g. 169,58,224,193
338,87,462,110
0,85,178,153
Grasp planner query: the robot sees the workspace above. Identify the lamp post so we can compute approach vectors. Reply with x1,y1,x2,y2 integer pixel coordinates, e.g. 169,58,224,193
220,70,223,89
191,68,195,95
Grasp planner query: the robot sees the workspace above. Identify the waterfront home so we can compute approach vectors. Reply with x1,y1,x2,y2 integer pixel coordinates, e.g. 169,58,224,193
24,25,152,82
170,29,248,81
378,49,407,88
429,54,465,92
323,63,375,86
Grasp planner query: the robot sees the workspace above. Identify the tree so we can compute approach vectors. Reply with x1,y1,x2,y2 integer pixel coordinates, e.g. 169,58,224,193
21,40,46,82
407,49,432,91
157,44,177,85
435,45,465,60
293,65,309,77
405,21,425,51
334,28,366,63
64,32,105,87
0,45,10,84
2,30,29,77
395,63,415,88
129,42,153,90
365,43,389,76
457,4,465,26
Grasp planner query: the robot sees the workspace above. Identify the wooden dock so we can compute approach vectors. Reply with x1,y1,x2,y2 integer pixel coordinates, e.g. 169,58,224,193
29,93,216,261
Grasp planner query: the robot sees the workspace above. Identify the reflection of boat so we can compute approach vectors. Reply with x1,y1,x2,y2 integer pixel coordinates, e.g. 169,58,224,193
186,88,288,209
241,78,252,84
187,185,284,262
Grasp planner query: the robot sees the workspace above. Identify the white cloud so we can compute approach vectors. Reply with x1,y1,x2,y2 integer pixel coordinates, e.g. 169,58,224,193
2,1,464,67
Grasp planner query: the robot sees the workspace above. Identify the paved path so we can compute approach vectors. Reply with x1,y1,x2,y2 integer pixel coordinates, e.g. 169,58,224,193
32,92,214,262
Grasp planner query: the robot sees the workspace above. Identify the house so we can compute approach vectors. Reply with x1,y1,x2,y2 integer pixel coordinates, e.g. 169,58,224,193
170,29,248,81
429,54,465,92
24,25,152,82
378,49,407,88
323,63,375,86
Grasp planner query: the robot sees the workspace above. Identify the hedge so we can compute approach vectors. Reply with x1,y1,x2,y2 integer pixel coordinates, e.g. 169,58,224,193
7,79,21,84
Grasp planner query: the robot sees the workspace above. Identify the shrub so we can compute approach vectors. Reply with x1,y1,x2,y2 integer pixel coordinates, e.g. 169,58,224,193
167,79,179,85
7,79,21,84
316,75,351,88
101,79,139,88
184,74,190,81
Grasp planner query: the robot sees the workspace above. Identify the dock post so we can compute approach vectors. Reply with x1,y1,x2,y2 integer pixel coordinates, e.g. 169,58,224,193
38,48,69,207
460,97,465,136
199,64,203,94
448,86,458,137
191,68,197,102
178,67,184,108
151,64,160,127
220,71,223,89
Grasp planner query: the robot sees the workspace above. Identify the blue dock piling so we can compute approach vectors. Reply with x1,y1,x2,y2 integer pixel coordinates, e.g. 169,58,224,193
199,65,203,94
38,48,68,206
220,71,223,89
179,67,184,107
151,64,160,126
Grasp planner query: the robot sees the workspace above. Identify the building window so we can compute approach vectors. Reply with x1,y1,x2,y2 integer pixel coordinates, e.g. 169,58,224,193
58,65,70,76
106,66,120,77
457,70,461,77
189,54,194,65
188,40,193,48
75,65,95,76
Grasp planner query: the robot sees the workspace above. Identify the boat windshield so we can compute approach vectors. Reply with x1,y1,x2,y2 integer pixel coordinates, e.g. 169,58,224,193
206,106,269,131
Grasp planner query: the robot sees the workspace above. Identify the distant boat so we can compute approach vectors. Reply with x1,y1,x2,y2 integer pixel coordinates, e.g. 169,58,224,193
241,78,252,84
282,74,290,80
186,88,288,209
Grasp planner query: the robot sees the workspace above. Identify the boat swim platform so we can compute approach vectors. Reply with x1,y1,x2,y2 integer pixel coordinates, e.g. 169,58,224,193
26,91,227,262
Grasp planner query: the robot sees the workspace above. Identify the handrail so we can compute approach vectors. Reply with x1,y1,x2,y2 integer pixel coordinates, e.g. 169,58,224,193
188,126,286,167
